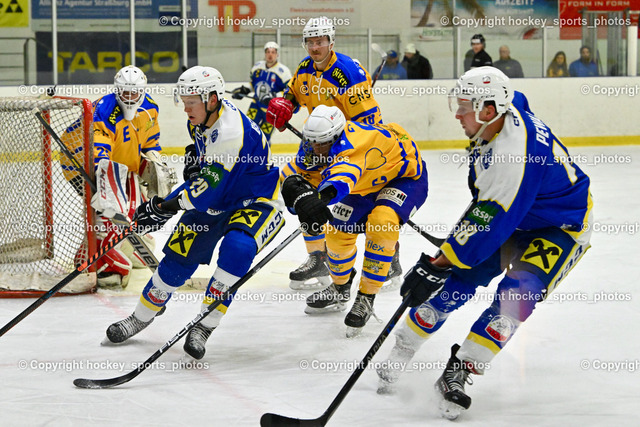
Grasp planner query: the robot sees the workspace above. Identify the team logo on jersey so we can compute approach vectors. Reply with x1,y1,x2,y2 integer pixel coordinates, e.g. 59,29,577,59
521,238,563,274
485,315,514,342
376,188,407,206
167,223,198,257
468,202,498,226
365,147,387,170
230,209,262,227
108,105,122,125
332,203,353,221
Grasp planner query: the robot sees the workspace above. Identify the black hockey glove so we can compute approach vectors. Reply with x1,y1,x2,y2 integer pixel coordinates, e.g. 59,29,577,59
282,175,334,236
231,86,251,100
183,143,201,182
133,196,176,234
401,253,451,307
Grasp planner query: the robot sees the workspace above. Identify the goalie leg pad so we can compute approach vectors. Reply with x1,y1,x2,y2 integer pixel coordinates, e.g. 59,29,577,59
91,159,129,218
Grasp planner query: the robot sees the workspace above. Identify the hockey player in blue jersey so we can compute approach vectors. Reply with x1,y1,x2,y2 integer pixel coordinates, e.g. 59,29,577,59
231,41,292,142
105,66,285,360
377,67,593,419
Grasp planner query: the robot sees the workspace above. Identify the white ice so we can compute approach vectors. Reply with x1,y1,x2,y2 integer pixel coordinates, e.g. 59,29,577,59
1,146,638,426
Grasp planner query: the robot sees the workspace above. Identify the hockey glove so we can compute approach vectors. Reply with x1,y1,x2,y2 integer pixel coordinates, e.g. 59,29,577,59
401,253,451,307
231,85,251,100
133,196,176,234
183,143,201,182
282,175,333,236
266,97,294,131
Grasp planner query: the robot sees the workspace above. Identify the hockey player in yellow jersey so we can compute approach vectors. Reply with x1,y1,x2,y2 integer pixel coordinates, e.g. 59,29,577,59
267,16,403,291
281,105,429,337
62,65,176,287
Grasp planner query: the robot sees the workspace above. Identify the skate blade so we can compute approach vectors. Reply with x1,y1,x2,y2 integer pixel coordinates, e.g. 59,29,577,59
345,326,363,338
438,399,464,420
304,303,347,314
100,335,120,346
289,276,332,290
379,276,403,293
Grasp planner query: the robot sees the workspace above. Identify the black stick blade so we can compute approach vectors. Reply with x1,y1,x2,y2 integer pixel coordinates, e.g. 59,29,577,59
260,413,325,427
73,370,138,389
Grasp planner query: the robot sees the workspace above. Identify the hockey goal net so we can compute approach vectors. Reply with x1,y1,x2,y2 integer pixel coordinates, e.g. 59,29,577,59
0,96,97,297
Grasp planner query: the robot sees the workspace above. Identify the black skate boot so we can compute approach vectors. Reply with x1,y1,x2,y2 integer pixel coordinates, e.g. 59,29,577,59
183,323,215,360
376,335,417,394
305,269,357,314
435,343,474,420
380,242,402,292
344,291,376,338
289,250,332,290
105,306,166,344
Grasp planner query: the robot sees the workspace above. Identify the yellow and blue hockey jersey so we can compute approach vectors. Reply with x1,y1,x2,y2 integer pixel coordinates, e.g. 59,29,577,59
92,93,161,174
297,121,423,205
440,91,593,269
286,51,382,125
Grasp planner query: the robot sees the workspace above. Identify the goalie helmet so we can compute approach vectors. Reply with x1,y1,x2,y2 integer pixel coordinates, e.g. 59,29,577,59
303,16,335,44
301,105,345,167
114,65,147,121
449,66,513,119
175,66,225,105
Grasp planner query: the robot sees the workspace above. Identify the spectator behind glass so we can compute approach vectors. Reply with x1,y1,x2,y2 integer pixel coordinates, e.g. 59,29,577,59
547,51,569,77
374,50,408,80
493,45,524,78
569,46,599,77
469,34,492,70
401,43,433,79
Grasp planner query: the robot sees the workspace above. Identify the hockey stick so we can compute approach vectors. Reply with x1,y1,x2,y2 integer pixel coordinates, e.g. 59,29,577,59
406,219,445,247
73,228,302,389
284,124,445,248
370,43,388,87
34,111,159,270
0,225,134,337
260,294,412,427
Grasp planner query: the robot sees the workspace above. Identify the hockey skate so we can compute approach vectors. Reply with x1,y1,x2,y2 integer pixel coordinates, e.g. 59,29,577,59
289,250,332,290
105,306,166,344
376,336,417,394
379,242,402,293
305,269,357,314
344,291,377,338
435,344,473,420
183,323,215,360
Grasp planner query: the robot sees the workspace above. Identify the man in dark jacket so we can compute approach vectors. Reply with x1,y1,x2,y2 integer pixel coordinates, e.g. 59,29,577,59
401,43,433,79
469,34,492,69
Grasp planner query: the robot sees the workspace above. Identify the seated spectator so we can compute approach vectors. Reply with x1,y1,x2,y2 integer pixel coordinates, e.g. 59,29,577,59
547,51,569,77
374,50,408,80
401,43,433,79
569,46,599,77
493,45,524,78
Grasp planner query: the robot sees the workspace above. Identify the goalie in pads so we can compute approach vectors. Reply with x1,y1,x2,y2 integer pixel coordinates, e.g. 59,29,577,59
64,66,177,287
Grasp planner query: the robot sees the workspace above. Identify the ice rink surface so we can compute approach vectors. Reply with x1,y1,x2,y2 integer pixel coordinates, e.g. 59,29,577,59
1,146,638,426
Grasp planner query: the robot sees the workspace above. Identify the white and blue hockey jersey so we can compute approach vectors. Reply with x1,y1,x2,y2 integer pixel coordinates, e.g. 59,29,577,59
440,92,593,269
250,61,292,105
176,99,280,213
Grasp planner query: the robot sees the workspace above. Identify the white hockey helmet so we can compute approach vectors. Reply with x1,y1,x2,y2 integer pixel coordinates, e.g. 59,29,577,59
114,65,147,121
264,41,280,52
303,16,335,45
175,66,225,105
449,66,513,118
303,105,346,146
